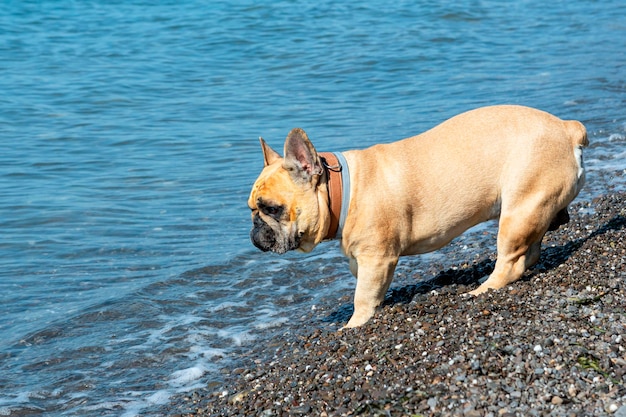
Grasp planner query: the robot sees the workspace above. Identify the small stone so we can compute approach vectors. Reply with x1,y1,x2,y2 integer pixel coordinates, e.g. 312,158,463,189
615,405,626,417
290,404,311,414
533,345,543,353
427,397,438,410
551,396,563,405
228,390,248,404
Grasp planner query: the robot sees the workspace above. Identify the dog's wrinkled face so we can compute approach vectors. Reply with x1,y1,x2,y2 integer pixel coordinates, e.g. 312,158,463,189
248,129,329,254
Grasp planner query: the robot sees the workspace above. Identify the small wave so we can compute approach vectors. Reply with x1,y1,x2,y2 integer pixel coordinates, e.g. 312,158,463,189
169,366,207,387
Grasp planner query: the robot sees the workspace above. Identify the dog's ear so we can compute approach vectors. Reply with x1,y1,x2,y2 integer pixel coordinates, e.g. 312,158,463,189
259,137,281,166
283,128,323,183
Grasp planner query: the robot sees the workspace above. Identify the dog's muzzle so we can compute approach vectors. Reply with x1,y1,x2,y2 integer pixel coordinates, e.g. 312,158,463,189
250,213,275,252
250,213,300,254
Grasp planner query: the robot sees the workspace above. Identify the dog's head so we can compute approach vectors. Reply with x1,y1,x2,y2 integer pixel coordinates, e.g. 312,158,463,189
248,128,330,254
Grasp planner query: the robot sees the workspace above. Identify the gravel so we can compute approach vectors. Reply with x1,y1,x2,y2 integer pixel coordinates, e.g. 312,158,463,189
170,193,626,417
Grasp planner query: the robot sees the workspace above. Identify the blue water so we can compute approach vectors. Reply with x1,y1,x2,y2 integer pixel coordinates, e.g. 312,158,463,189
1,1,624,415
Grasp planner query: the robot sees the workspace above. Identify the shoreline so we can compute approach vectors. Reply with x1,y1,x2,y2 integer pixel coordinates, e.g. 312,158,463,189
170,192,625,416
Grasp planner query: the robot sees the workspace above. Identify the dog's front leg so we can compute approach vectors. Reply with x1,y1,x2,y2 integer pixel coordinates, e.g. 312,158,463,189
344,255,398,328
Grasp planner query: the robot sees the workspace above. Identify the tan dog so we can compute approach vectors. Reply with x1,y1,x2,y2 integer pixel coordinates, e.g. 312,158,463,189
248,105,588,328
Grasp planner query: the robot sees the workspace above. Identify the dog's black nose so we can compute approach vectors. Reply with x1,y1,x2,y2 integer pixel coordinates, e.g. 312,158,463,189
250,213,275,252
250,229,270,252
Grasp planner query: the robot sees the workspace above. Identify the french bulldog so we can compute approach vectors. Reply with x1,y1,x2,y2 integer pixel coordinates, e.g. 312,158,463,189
248,105,588,328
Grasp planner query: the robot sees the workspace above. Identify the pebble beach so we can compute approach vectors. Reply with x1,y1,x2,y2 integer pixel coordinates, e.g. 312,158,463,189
171,191,626,417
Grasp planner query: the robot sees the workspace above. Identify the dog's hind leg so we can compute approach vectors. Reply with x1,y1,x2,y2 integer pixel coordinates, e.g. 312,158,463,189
524,240,542,269
469,200,551,296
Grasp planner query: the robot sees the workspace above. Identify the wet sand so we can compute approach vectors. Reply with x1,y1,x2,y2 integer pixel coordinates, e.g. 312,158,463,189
170,192,625,416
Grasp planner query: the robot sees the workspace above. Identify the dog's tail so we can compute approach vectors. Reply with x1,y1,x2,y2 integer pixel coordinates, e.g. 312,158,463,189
565,119,588,148
565,119,588,195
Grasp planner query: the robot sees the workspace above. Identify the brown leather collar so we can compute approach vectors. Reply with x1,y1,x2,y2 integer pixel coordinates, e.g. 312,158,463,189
319,152,343,240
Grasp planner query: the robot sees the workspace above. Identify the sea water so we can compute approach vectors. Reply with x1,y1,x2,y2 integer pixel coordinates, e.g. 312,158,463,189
0,1,624,415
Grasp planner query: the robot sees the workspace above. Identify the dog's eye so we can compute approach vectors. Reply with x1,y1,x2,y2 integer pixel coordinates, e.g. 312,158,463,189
264,205,281,216
256,199,285,218
259,203,283,218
